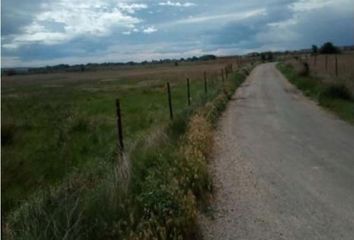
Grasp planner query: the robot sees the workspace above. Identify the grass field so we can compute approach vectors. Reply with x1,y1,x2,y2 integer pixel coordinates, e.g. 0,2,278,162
1,60,231,212
2,58,251,239
304,53,354,95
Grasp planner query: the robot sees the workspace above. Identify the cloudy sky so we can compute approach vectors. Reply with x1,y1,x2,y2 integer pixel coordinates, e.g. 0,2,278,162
1,0,353,67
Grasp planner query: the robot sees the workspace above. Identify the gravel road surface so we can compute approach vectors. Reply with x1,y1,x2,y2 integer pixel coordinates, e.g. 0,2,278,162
199,63,354,240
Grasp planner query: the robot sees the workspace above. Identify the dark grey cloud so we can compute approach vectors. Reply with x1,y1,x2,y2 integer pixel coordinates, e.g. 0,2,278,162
205,0,353,51
1,0,353,67
1,0,46,35
291,6,354,46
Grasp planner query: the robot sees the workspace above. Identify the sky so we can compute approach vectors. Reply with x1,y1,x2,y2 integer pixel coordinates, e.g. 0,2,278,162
1,0,353,67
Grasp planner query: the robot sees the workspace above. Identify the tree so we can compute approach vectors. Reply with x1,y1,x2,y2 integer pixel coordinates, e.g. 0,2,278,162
312,45,318,54
3,69,17,76
319,42,340,54
261,53,266,62
199,55,216,61
260,52,273,62
267,52,274,61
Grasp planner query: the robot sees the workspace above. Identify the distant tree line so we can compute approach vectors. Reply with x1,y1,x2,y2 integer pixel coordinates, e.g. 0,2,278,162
312,42,341,55
244,51,274,62
260,52,274,61
2,55,217,76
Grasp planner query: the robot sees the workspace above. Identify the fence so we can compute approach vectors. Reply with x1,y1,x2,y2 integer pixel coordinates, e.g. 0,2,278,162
304,54,354,78
114,62,241,155
303,53,354,94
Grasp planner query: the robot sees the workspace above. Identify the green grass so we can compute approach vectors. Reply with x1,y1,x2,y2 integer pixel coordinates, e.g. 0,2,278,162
1,74,208,214
277,63,354,123
2,64,251,239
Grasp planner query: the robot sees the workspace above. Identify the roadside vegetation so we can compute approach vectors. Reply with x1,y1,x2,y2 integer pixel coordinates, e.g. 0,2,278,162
2,62,229,214
277,62,354,123
3,61,253,239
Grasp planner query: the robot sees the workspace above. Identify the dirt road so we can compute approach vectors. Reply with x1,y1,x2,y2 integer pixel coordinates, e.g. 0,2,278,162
199,63,354,239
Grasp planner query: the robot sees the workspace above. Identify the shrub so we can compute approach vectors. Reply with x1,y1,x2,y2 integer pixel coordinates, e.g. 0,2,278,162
319,42,340,54
321,84,352,100
70,117,89,132
312,45,318,54
299,62,309,76
2,122,17,145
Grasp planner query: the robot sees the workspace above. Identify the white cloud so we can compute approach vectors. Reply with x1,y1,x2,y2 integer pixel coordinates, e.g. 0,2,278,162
2,43,20,49
161,8,267,27
118,3,148,14
265,0,342,44
268,0,336,31
143,26,158,34
290,0,333,12
267,18,298,28
3,0,146,49
159,1,196,7
3,0,353,67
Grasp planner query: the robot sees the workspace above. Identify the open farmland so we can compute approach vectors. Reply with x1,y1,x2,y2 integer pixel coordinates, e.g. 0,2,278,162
305,52,354,94
1,58,239,216
2,0,354,238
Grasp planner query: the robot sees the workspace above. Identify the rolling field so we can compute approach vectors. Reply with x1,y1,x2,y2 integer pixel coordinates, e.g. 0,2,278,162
2,58,253,239
1,59,237,216
305,53,354,94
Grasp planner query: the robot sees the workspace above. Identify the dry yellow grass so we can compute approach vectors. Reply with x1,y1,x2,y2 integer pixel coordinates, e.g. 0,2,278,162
2,58,240,87
305,53,354,94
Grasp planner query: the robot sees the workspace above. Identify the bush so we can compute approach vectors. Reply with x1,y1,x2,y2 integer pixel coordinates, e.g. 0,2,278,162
2,122,17,145
319,42,340,54
321,84,352,100
312,45,318,54
299,62,309,76
260,52,273,62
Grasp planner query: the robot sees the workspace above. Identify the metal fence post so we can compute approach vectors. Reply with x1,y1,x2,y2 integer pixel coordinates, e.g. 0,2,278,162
335,55,338,77
204,71,208,95
115,98,124,153
167,82,173,120
187,78,191,106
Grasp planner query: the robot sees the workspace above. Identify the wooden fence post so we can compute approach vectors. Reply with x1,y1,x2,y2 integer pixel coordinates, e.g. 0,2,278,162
335,55,338,77
187,78,191,106
221,69,225,82
167,82,173,120
204,72,208,95
115,98,124,153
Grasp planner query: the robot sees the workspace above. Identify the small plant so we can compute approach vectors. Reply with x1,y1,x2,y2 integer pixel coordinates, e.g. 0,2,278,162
70,117,90,132
299,62,309,76
321,84,352,100
1,122,17,145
